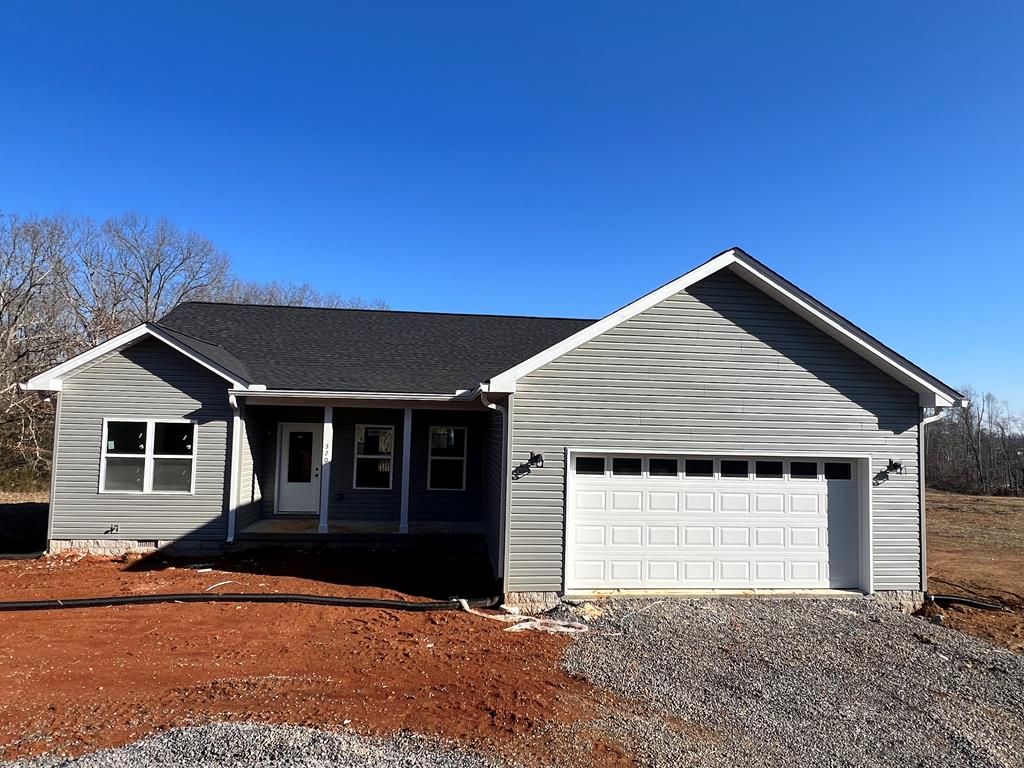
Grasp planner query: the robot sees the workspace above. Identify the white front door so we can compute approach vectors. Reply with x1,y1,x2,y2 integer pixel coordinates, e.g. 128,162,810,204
277,423,324,513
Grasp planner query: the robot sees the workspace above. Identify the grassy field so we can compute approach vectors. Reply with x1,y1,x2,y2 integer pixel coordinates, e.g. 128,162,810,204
926,490,1024,652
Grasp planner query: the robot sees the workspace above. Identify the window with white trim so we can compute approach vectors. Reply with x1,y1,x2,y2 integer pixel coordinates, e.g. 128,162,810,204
354,425,394,489
101,419,196,493
428,426,467,490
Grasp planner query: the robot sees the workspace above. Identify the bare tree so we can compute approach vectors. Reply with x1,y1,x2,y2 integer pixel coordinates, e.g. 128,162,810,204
0,210,385,489
927,385,1024,496
103,213,231,322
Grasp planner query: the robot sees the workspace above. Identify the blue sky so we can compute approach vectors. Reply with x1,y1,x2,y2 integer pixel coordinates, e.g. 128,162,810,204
2,2,1021,407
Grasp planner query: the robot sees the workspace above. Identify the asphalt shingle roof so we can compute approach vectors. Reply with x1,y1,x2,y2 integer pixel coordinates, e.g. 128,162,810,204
156,302,594,394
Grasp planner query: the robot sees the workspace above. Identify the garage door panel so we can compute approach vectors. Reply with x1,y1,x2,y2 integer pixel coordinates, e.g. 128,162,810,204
754,493,785,514
610,561,642,582
790,493,822,514
568,454,862,591
610,490,643,512
574,525,606,546
575,490,607,511
647,491,680,511
754,527,785,547
719,492,750,513
684,492,714,512
754,561,785,581
648,526,679,546
610,526,642,546
647,561,680,581
790,527,822,547
683,526,715,546
718,526,750,547
719,561,751,581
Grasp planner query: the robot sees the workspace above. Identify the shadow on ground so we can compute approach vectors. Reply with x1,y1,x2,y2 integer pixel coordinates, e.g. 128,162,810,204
0,502,47,556
127,539,500,600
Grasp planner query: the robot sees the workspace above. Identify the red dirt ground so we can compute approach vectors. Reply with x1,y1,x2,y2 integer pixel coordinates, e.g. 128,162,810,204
0,552,638,766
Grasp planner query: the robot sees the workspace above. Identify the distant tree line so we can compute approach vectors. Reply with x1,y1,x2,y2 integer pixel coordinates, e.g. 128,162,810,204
0,211,384,488
926,387,1024,496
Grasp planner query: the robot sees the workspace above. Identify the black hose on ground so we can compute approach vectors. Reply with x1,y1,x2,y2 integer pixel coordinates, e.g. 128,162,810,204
0,593,501,612
926,593,1009,612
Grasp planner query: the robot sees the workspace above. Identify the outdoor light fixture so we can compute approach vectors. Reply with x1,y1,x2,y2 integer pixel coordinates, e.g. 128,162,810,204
528,452,544,469
887,459,904,474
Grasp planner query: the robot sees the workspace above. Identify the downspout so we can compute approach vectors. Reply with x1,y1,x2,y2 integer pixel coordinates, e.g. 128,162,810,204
480,388,509,579
918,407,946,593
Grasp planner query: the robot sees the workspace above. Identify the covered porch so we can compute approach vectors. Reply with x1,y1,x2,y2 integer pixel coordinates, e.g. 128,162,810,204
226,393,507,575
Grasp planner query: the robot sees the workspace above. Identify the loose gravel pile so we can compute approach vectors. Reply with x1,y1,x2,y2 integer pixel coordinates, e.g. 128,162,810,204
4,723,506,768
561,598,1024,767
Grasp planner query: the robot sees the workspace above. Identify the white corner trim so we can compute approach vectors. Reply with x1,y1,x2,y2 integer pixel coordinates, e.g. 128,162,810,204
23,323,251,391
486,247,963,406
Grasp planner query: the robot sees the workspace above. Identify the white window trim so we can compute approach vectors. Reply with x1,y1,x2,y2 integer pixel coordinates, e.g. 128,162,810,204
427,426,468,491
353,423,395,491
99,417,198,495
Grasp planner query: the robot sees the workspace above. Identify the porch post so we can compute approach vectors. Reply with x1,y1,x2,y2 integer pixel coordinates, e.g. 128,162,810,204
399,407,412,533
318,406,333,534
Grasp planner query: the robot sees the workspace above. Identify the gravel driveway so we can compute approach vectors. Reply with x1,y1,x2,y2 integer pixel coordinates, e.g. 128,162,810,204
561,597,1024,767
7,723,502,768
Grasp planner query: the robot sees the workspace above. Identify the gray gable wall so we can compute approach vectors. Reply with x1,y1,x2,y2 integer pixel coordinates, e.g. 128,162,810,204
508,269,922,593
50,338,232,544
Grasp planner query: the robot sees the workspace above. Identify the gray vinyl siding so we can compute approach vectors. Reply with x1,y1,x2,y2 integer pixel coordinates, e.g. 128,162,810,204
329,408,404,522
51,338,232,542
235,402,262,531
508,269,921,593
408,411,486,523
482,407,505,576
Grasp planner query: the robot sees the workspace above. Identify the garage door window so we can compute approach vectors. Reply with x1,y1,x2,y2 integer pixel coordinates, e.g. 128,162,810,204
649,458,678,477
684,459,714,478
612,458,642,476
755,460,783,479
575,456,605,475
790,461,818,479
824,462,852,480
721,459,749,478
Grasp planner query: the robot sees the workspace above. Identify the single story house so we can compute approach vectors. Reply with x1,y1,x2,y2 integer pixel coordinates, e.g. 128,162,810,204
24,248,965,603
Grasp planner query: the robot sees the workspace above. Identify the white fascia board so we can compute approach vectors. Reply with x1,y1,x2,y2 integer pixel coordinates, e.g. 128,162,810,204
234,389,477,402
23,323,250,391
487,247,964,407
487,250,742,392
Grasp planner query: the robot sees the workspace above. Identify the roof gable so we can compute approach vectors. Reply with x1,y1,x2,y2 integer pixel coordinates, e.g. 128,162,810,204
485,248,965,408
23,324,252,392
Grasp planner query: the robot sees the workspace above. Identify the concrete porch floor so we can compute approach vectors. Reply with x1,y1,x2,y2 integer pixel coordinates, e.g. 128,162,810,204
239,517,484,536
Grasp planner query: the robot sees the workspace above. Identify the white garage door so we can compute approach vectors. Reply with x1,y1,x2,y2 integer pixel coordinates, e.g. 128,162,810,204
567,455,861,592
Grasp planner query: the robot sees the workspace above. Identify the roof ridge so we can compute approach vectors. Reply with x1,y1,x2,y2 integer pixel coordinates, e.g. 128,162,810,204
171,300,595,323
